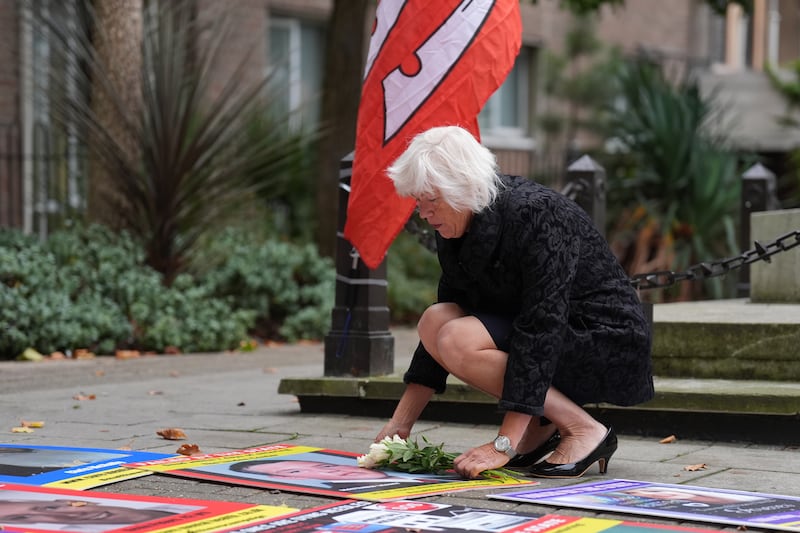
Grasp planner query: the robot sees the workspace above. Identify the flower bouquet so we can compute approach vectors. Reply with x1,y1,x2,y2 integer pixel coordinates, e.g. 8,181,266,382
357,435,458,474
356,434,517,480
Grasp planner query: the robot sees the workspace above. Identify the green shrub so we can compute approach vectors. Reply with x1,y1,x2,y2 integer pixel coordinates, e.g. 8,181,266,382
0,227,131,357
197,228,335,342
0,224,334,359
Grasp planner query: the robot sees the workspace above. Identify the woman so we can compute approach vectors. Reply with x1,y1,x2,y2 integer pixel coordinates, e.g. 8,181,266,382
375,125,653,480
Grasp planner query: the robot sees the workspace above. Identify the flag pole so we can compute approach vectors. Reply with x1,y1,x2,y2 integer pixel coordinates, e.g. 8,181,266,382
323,153,395,377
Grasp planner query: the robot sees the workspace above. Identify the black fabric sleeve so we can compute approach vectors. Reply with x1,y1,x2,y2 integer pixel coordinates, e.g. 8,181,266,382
402,341,449,393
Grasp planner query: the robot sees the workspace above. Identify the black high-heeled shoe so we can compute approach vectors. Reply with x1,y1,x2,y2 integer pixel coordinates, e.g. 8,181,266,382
505,431,561,468
527,427,617,479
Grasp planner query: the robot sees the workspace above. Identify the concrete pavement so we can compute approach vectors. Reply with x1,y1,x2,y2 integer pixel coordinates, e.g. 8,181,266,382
1,323,799,532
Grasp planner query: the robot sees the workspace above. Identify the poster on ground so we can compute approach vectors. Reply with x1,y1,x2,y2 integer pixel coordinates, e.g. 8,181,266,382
489,478,800,532
124,444,535,502
0,482,295,533
0,444,174,489
219,498,736,533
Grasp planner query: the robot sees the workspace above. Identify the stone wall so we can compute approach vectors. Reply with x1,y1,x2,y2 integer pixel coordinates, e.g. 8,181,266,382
750,208,800,303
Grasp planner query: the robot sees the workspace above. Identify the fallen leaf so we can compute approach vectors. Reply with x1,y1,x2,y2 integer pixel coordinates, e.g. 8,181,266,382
164,346,181,355
115,349,141,359
659,435,677,444
263,367,277,374
74,348,96,359
68,501,88,507
238,339,258,352
157,428,187,440
169,371,180,377
50,351,66,360
176,443,202,456
683,463,707,471
18,347,44,361
95,370,105,377
21,420,45,428
11,427,34,433
148,390,163,395
72,393,96,401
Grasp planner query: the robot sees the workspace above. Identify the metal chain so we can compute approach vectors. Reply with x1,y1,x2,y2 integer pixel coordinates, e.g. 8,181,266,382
630,230,800,290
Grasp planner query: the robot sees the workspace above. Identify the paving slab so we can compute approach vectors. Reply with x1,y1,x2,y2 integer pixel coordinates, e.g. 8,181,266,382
1,320,799,531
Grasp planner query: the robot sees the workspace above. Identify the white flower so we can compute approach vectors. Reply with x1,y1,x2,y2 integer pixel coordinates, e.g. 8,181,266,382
356,453,376,468
357,435,403,469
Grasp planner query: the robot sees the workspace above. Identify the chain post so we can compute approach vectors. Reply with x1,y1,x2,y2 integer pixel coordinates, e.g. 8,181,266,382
565,155,606,237
738,163,779,296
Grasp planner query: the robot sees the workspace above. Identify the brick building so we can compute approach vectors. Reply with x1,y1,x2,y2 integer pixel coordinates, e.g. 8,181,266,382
1,0,798,232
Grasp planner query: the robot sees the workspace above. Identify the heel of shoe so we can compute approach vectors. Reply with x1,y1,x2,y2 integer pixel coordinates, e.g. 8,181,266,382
598,455,611,474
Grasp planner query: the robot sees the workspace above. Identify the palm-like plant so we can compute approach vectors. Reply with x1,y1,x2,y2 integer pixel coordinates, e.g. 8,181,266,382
602,60,742,300
33,0,313,284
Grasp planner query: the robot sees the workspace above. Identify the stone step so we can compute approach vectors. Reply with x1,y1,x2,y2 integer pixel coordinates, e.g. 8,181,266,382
651,299,800,380
278,375,799,416
279,300,800,445
278,374,800,445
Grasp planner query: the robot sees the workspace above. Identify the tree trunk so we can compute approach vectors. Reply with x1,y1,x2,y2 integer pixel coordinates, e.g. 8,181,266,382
87,0,142,228
314,0,370,259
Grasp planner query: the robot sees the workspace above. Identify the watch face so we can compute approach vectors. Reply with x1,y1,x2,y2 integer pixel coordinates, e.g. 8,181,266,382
494,435,511,452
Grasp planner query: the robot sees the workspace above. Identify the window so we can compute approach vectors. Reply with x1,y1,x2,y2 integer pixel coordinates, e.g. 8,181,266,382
20,0,87,236
268,16,325,131
479,46,535,150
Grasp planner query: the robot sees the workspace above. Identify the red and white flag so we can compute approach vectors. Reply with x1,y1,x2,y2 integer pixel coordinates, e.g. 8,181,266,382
343,0,522,269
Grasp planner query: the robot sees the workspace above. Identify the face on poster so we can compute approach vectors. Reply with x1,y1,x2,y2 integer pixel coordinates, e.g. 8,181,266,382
0,445,128,477
191,450,459,492
0,489,201,532
0,444,173,489
125,444,535,502
0,483,294,533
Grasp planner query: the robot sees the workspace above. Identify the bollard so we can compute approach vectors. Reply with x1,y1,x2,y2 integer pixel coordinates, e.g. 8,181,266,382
323,153,395,377
564,155,606,237
738,162,779,297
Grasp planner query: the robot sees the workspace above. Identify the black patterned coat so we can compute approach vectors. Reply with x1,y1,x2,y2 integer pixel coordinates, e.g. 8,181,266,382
403,175,654,416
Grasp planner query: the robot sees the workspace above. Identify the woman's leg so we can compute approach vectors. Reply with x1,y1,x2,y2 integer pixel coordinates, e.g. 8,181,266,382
418,305,556,454
420,305,608,463
540,387,609,464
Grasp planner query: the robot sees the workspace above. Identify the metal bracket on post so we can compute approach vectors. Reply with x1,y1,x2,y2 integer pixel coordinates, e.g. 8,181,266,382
738,163,779,297
564,155,606,237
323,153,394,377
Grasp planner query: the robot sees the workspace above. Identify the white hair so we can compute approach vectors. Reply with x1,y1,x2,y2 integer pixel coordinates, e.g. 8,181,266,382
387,125,502,212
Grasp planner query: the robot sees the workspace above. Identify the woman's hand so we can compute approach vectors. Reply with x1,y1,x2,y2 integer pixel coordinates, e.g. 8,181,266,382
374,383,435,442
374,421,411,442
453,442,509,479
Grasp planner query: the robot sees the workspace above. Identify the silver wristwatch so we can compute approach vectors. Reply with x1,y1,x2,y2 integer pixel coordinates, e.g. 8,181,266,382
493,434,517,458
